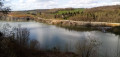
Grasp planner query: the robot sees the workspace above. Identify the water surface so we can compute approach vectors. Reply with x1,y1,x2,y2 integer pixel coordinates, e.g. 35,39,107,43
0,21,120,57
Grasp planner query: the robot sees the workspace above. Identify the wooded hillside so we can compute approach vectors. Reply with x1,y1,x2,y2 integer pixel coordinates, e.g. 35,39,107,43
10,5,120,23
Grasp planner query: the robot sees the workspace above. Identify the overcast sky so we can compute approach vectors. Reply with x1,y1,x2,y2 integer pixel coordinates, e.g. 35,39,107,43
4,0,120,11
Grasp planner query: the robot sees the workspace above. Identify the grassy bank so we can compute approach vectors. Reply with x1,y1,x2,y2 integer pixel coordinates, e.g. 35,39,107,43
36,18,120,27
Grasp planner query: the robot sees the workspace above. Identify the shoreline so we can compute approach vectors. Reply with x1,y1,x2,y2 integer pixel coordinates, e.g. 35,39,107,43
36,18,120,27
6,16,120,27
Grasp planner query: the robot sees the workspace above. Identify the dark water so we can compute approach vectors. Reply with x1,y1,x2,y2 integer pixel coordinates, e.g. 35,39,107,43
0,21,120,57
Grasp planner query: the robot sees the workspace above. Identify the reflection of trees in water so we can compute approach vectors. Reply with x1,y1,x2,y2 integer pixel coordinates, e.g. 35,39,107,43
102,35,120,57
116,36,120,57
58,26,95,32
42,35,66,51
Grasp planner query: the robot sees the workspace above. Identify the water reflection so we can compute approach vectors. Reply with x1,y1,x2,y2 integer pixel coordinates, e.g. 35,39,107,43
0,21,120,57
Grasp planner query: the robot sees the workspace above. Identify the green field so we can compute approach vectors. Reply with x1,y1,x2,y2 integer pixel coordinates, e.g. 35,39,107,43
54,8,84,14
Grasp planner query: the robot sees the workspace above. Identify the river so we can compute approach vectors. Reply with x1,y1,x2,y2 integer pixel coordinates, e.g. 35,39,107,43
0,21,120,57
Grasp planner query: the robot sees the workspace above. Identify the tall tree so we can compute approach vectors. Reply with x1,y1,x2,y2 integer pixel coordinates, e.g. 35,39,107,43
0,0,11,19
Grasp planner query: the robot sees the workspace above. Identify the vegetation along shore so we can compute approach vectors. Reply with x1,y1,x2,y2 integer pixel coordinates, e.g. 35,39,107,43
7,5,120,27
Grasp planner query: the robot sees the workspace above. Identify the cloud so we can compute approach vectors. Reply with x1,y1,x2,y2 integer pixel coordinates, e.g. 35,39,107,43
36,0,55,2
4,0,120,11
4,0,58,11
64,0,120,8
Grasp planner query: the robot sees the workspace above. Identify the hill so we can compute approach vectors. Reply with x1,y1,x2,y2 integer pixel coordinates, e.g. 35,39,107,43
10,5,120,23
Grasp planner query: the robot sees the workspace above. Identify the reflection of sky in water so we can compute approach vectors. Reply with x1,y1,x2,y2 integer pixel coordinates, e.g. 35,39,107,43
0,21,120,57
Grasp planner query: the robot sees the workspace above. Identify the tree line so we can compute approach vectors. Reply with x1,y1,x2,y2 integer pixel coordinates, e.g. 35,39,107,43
34,5,120,23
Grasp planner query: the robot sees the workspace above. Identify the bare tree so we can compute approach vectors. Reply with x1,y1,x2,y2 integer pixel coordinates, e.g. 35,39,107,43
75,37,101,57
0,0,11,19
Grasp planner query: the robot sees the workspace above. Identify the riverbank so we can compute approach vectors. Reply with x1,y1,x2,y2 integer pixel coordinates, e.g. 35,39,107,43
36,18,120,27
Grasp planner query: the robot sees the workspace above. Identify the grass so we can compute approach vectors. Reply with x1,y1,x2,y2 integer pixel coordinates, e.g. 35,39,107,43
54,8,84,15
9,12,35,18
